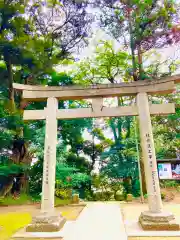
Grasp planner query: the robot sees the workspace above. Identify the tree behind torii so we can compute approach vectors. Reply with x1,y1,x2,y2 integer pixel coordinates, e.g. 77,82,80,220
91,0,180,81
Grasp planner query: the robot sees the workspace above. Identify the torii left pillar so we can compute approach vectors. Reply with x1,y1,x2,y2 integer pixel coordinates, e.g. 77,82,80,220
26,97,66,232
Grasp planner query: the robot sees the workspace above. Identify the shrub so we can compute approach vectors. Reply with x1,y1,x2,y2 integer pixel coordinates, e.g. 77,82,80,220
114,190,125,201
160,180,179,188
161,192,166,200
84,189,94,201
161,190,175,202
55,188,72,200
144,194,148,199
132,179,140,197
93,191,113,201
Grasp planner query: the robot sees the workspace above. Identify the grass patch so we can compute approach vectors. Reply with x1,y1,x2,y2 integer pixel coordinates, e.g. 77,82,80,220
55,197,71,206
0,194,33,206
0,194,72,207
0,212,31,240
0,205,83,239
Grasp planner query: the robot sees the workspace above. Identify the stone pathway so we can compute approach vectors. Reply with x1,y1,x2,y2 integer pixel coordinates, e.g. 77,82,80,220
64,202,127,240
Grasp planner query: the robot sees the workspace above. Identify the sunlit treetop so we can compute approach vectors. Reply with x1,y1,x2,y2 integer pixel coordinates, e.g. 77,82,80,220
90,0,180,51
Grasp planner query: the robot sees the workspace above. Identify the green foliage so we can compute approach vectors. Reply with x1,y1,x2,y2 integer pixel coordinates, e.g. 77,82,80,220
29,159,43,197
132,179,141,197
152,93,180,159
70,173,91,188
96,0,179,80
66,154,91,174
55,189,72,200
161,192,166,200
144,194,148,199
160,180,180,189
0,164,24,177
93,191,113,201
114,190,125,201
72,41,131,84
109,180,123,195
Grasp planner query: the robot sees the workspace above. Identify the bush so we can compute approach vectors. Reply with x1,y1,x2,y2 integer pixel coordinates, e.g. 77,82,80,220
144,194,148,199
55,188,72,200
161,192,166,200
161,190,175,202
84,189,94,201
114,190,125,201
93,191,113,201
160,180,179,188
132,179,140,197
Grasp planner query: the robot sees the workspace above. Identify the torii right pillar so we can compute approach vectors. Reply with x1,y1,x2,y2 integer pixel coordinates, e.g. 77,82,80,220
137,92,179,231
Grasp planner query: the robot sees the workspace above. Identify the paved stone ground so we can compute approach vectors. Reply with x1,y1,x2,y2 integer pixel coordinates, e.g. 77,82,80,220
122,202,180,225
64,202,127,240
0,204,83,220
122,203,180,240
7,202,180,240
129,236,180,239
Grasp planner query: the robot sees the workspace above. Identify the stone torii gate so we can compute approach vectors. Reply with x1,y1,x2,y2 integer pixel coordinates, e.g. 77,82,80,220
13,75,180,232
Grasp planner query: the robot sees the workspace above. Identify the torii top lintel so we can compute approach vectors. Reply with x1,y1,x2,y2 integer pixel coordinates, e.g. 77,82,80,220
13,74,180,101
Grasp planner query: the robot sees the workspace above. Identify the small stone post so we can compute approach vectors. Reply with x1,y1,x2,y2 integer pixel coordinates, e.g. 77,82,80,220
26,97,66,232
137,93,178,230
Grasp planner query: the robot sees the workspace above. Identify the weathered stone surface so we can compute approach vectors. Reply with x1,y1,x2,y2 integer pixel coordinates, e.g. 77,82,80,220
26,212,66,232
140,211,175,222
139,211,179,231
137,93,163,214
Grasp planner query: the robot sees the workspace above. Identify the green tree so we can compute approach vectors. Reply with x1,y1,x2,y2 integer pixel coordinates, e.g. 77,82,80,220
72,41,130,84
92,0,180,80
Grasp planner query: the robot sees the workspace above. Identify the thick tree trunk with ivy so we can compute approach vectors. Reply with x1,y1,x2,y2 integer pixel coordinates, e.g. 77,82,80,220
3,54,32,196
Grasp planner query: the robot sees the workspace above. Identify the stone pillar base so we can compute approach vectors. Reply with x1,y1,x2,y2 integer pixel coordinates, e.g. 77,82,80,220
26,212,66,232
139,211,179,231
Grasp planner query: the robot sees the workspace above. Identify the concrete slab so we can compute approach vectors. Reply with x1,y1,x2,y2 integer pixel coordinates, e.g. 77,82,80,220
11,221,74,239
64,202,127,240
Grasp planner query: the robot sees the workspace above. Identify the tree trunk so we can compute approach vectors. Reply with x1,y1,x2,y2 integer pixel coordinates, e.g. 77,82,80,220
128,11,138,81
0,177,14,198
137,45,143,80
5,55,15,112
